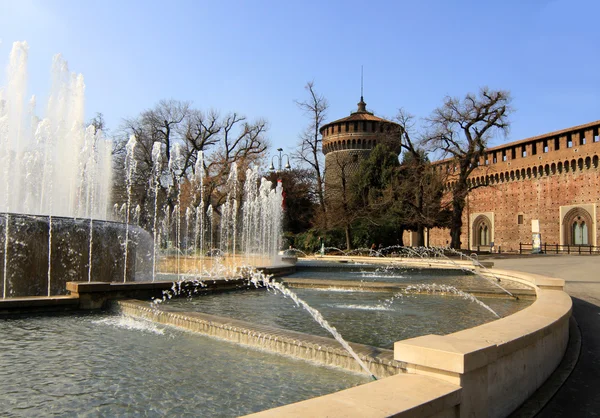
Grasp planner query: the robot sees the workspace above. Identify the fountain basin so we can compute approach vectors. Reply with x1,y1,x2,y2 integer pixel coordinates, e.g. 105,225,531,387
0,256,571,417
245,263,570,418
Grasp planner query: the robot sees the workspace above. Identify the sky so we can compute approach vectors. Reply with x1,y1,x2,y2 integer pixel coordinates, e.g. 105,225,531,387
1,0,599,158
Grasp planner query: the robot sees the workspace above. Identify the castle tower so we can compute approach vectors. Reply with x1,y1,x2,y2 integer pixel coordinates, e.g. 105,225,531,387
320,97,400,200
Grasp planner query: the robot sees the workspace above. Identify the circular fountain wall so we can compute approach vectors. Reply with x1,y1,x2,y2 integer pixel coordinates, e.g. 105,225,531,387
0,213,152,297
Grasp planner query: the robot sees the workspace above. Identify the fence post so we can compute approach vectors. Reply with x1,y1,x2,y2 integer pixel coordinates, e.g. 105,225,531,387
519,243,522,254
556,244,559,254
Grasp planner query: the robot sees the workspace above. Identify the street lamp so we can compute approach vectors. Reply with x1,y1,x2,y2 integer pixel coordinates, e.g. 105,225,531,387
269,148,291,171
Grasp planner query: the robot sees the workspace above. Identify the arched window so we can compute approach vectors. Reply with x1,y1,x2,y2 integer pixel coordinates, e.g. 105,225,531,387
473,215,492,248
572,221,588,245
480,224,489,246
563,207,593,246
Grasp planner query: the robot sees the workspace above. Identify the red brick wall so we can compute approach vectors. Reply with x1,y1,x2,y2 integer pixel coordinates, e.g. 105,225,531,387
427,121,600,251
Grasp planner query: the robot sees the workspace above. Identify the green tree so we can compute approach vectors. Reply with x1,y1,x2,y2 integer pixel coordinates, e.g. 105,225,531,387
266,168,316,235
350,144,403,248
354,143,400,209
393,151,447,246
351,141,447,248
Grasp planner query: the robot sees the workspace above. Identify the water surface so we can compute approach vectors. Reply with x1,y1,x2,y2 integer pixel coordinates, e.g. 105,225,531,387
165,284,532,349
0,313,368,417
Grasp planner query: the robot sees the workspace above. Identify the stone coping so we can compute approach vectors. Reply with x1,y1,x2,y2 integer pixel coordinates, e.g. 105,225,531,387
0,295,79,315
247,263,571,418
64,264,296,310
303,255,479,270
0,264,296,314
245,373,461,418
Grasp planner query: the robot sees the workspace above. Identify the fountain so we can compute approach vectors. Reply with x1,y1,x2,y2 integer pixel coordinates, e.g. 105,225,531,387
0,42,572,418
0,42,286,297
0,41,138,297
0,42,112,220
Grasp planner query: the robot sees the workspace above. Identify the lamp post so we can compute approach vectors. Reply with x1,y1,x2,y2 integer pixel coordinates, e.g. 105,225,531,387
269,148,291,172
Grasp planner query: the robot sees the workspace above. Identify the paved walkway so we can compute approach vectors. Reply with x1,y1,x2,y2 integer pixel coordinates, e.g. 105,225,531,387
490,255,600,417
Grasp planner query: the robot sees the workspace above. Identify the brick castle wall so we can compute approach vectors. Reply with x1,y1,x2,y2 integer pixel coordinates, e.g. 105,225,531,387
426,121,600,251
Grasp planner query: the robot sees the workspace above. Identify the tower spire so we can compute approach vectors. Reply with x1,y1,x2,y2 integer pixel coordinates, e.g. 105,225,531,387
357,65,367,113
360,65,364,102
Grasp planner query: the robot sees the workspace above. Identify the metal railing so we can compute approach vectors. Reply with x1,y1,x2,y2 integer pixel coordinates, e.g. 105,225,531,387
519,242,600,255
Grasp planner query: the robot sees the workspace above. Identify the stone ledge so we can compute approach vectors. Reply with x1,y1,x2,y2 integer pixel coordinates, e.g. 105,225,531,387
484,269,565,290
393,269,571,418
245,373,461,418
68,278,259,309
0,295,80,315
303,255,477,271
395,335,497,374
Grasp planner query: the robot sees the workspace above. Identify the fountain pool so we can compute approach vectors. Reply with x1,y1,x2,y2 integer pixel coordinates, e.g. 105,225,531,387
0,312,369,417
161,268,533,349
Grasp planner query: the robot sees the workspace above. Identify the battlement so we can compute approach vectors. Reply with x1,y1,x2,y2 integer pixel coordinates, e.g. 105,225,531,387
435,121,600,190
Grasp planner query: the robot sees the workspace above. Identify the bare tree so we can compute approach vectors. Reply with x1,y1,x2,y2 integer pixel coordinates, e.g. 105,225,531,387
423,87,512,249
88,112,107,134
294,81,328,220
116,100,269,233
202,113,269,214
